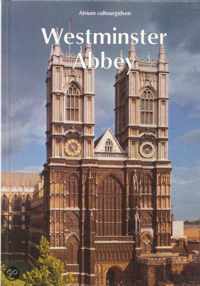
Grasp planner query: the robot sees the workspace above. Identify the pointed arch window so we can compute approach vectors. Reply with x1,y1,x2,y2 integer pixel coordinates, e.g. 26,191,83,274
67,174,79,208
2,195,9,212
65,83,80,121
141,88,154,125
105,139,113,153
96,176,123,236
12,195,22,211
66,235,79,264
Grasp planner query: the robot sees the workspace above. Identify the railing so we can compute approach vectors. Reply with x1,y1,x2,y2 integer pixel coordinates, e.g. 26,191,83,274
66,264,79,272
95,152,127,159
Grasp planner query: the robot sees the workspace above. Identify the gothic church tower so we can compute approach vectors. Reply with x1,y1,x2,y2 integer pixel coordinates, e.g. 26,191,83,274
43,42,173,286
115,43,169,162
115,43,172,253
46,44,95,161
44,44,96,285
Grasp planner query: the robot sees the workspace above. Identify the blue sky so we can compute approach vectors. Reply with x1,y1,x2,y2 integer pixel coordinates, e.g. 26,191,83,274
2,1,200,220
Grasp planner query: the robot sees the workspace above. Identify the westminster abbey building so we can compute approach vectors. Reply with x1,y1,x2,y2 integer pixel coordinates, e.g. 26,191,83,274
2,43,194,286
40,43,175,286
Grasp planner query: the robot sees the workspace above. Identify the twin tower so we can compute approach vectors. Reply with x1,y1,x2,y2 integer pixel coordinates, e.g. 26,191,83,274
43,43,172,286
46,43,169,161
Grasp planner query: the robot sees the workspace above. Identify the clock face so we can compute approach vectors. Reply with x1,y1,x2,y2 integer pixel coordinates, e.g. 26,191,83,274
140,142,155,158
65,139,81,157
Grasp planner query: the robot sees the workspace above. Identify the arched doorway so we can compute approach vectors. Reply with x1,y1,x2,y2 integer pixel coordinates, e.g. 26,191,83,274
106,266,123,286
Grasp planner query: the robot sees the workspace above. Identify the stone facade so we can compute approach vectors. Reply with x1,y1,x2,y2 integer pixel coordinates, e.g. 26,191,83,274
2,43,199,286
41,43,174,286
1,172,39,260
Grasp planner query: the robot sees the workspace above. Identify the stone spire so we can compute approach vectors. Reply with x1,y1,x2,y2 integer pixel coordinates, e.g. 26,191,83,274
80,45,83,54
128,39,136,61
49,27,63,57
116,48,125,72
48,43,62,66
84,43,93,67
84,43,92,57
52,44,62,57
120,48,123,58
159,44,167,63
50,44,54,57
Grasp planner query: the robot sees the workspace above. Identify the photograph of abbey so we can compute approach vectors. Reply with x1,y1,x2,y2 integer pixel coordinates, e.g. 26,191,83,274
1,2,200,286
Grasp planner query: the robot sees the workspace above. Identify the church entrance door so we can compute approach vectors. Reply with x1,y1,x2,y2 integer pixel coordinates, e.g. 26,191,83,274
106,266,123,286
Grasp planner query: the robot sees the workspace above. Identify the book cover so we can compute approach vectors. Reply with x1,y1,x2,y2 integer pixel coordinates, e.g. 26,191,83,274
1,1,200,285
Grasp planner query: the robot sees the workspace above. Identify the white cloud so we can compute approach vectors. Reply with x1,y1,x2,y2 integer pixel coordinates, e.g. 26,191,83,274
16,165,43,172
169,48,200,107
2,93,45,157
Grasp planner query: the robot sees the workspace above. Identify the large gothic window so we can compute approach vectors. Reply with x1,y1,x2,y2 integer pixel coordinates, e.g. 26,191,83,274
105,139,113,153
141,88,154,125
96,176,123,236
66,174,79,208
25,195,31,210
65,83,80,121
11,195,22,211
2,195,9,212
66,235,79,264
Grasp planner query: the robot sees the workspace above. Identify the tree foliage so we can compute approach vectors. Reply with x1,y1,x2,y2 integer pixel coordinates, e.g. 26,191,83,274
23,236,74,286
1,264,10,286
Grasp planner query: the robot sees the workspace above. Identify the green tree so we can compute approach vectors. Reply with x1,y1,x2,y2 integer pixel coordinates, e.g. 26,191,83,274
23,236,73,286
65,272,76,284
1,264,10,286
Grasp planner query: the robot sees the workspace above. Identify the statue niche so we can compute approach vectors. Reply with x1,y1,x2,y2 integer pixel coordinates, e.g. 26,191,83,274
140,232,153,254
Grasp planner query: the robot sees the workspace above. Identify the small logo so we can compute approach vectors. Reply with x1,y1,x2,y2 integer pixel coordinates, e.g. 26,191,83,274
5,266,20,281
